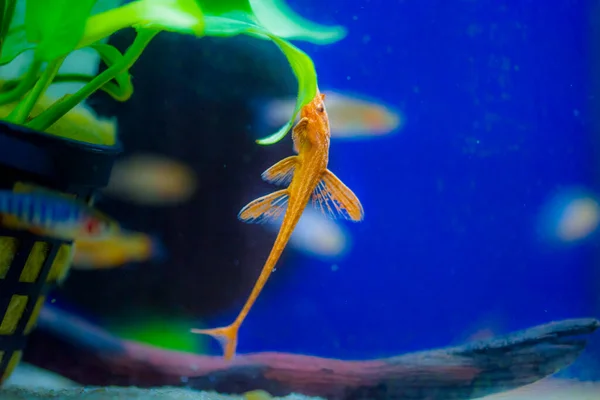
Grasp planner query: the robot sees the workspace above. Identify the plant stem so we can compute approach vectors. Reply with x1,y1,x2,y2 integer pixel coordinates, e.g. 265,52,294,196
6,56,65,125
4,73,127,101
0,59,42,105
27,28,159,133
0,0,7,58
0,0,16,59
3,73,96,89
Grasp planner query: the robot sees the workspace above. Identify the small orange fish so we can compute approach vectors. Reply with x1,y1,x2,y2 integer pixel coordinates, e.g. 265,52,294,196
191,88,364,360
72,231,165,270
264,207,350,260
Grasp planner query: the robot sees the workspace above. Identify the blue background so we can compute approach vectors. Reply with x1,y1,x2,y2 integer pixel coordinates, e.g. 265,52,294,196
200,0,599,365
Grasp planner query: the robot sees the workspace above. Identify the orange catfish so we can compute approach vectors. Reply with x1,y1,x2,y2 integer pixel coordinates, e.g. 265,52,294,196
191,89,364,359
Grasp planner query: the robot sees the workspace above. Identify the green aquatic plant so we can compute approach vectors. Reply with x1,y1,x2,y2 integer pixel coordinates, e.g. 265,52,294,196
0,0,347,146
106,312,208,353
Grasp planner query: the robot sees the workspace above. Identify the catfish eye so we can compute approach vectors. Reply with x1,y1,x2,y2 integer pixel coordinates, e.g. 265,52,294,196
316,104,324,113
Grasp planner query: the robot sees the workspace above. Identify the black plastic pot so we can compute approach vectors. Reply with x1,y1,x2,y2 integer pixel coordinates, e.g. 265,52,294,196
0,120,120,383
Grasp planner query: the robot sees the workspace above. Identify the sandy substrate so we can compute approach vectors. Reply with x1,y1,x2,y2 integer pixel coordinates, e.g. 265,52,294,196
0,386,322,400
0,364,321,400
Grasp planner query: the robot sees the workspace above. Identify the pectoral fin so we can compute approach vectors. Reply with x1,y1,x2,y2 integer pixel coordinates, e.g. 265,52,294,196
261,156,297,187
312,170,364,222
238,189,289,224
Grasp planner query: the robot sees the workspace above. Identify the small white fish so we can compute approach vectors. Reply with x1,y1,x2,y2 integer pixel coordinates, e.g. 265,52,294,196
105,153,197,206
264,207,351,260
536,187,600,244
260,90,402,139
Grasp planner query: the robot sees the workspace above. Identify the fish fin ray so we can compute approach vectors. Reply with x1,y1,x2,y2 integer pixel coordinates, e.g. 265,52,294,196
312,170,364,222
292,117,309,153
261,156,297,187
238,189,289,224
191,324,238,360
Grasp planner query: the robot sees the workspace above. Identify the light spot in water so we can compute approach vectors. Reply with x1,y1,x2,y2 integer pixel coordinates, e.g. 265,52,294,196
331,264,339,272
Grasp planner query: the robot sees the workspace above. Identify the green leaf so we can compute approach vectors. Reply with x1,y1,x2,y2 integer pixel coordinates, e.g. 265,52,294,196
256,34,316,145
27,28,159,133
198,0,320,145
201,16,318,145
23,0,40,43
199,0,346,44
79,0,204,48
0,25,35,65
250,0,346,45
0,0,17,48
201,15,256,36
127,0,204,34
14,0,329,146
25,0,97,61
199,0,254,18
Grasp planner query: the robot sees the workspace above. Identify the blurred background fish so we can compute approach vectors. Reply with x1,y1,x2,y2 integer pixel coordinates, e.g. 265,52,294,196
72,231,166,270
535,187,600,245
256,89,403,139
104,153,198,206
264,207,351,261
0,189,120,240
